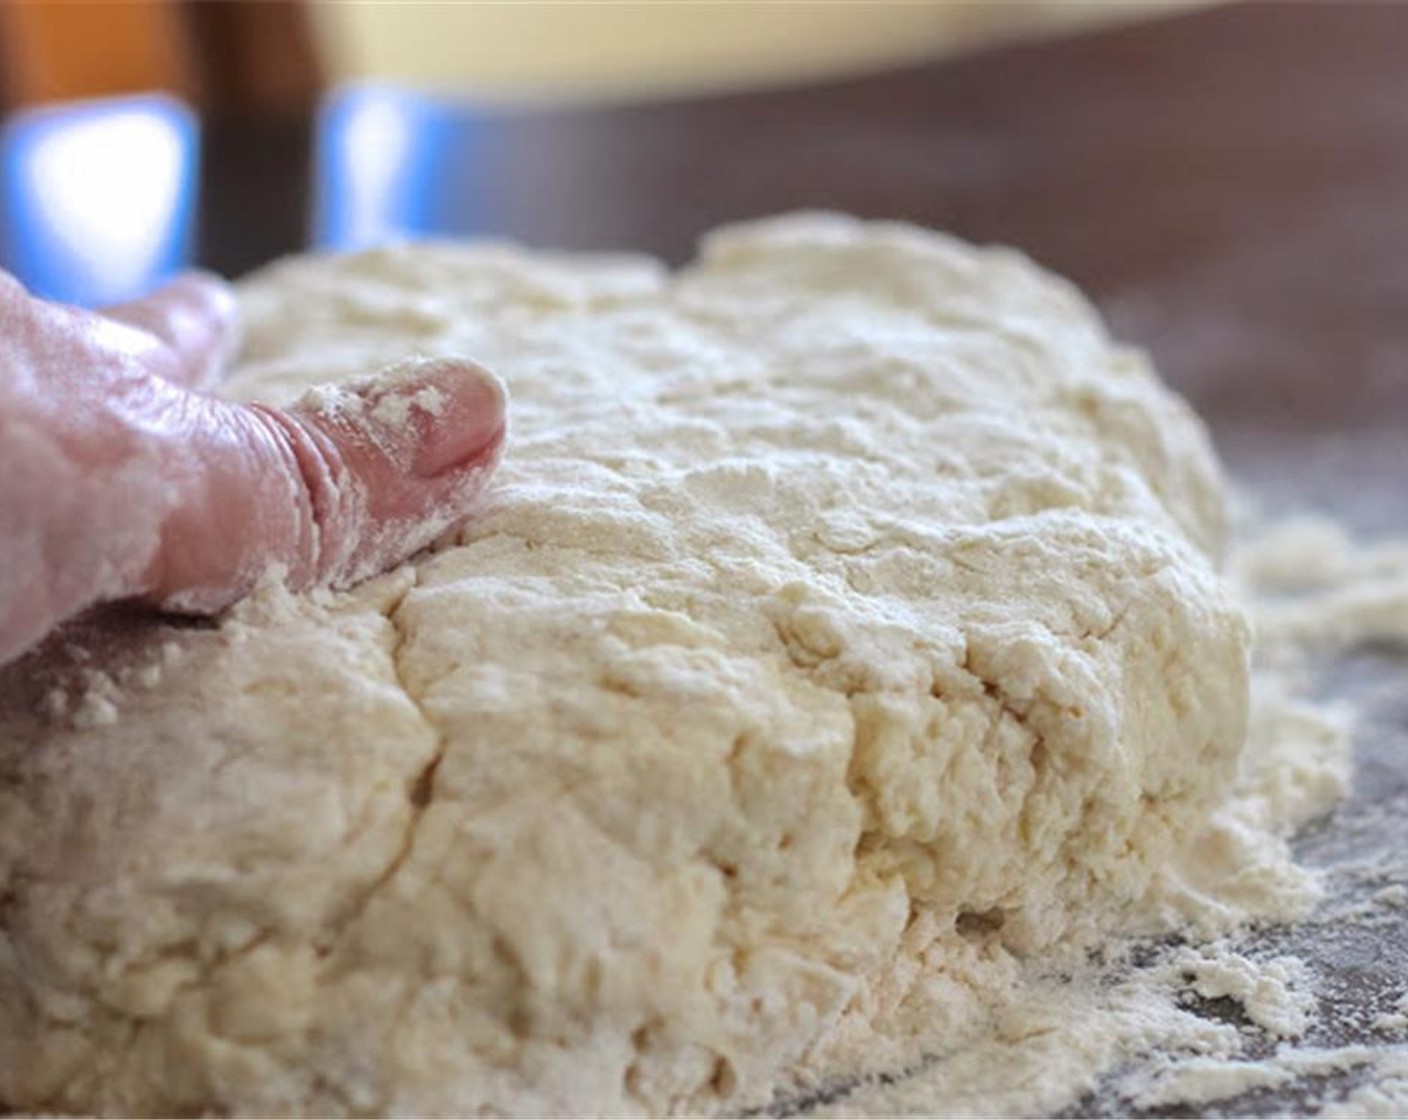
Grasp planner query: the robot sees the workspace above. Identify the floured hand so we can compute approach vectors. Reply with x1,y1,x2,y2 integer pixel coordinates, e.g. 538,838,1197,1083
0,270,507,667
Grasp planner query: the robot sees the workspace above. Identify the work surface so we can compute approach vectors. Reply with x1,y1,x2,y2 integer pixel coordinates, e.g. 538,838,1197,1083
106,1,1408,1113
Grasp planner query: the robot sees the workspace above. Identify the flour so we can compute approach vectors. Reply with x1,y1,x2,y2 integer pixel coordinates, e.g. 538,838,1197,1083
0,215,1398,1117
1231,515,1408,654
1374,885,1407,910
1373,994,1408,1034
295,356,470,471
1317,1049,1408,1119
1164,947,1314,1038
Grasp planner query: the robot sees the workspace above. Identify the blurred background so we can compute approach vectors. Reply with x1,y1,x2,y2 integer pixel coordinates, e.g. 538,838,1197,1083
0,0,1199,305
317,2,1197,100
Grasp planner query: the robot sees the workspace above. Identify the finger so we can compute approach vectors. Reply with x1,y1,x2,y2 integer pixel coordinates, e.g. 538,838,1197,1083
102,272,240,391
142,358,508,612
261,357,510,589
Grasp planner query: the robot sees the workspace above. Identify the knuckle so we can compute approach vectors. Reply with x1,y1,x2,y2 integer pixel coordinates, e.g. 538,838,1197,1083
250,404,364,585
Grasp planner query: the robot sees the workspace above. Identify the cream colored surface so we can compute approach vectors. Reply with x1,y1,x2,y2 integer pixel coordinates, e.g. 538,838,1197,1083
0,215,1249,1116
314,1,1212,101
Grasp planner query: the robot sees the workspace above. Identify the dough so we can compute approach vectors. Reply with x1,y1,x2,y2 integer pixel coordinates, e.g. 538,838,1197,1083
0,215,1249,1116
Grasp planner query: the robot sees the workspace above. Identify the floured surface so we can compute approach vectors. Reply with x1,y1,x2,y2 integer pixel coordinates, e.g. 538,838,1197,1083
0,214,1397,1118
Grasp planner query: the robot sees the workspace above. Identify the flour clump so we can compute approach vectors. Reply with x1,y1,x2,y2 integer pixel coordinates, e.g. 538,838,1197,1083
0,214,1249,1116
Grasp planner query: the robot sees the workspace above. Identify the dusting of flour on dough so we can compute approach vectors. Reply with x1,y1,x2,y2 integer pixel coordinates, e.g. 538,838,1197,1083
0,216,1397,1118
295,356,454,463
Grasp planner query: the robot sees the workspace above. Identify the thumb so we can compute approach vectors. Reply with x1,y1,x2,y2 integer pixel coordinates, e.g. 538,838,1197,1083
146,358,507,612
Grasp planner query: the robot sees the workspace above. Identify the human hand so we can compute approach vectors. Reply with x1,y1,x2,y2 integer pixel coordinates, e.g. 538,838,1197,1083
0,271,506,668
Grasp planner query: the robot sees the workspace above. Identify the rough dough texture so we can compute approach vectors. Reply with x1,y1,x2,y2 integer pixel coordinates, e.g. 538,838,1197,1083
0,215,1250,1116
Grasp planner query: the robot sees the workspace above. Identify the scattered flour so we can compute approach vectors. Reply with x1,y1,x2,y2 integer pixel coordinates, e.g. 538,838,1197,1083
1164,946,1313,1038
1232,515,1408,653
1373,994,1408,1035
1132,1056,1295,1111
1375,885,1407,910
297,356,459,465
1311,1047,1408,1118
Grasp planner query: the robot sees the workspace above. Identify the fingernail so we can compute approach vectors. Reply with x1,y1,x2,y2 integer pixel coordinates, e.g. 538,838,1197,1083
352,358,508,478
413,360,507,477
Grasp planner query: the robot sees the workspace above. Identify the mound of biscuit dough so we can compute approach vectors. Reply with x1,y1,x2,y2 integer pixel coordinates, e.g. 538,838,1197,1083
0,215,1249,1116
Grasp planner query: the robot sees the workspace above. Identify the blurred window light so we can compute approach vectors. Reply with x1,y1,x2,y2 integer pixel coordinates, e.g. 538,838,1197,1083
0,95,198,307
314,84,496,252
315,85,433,250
